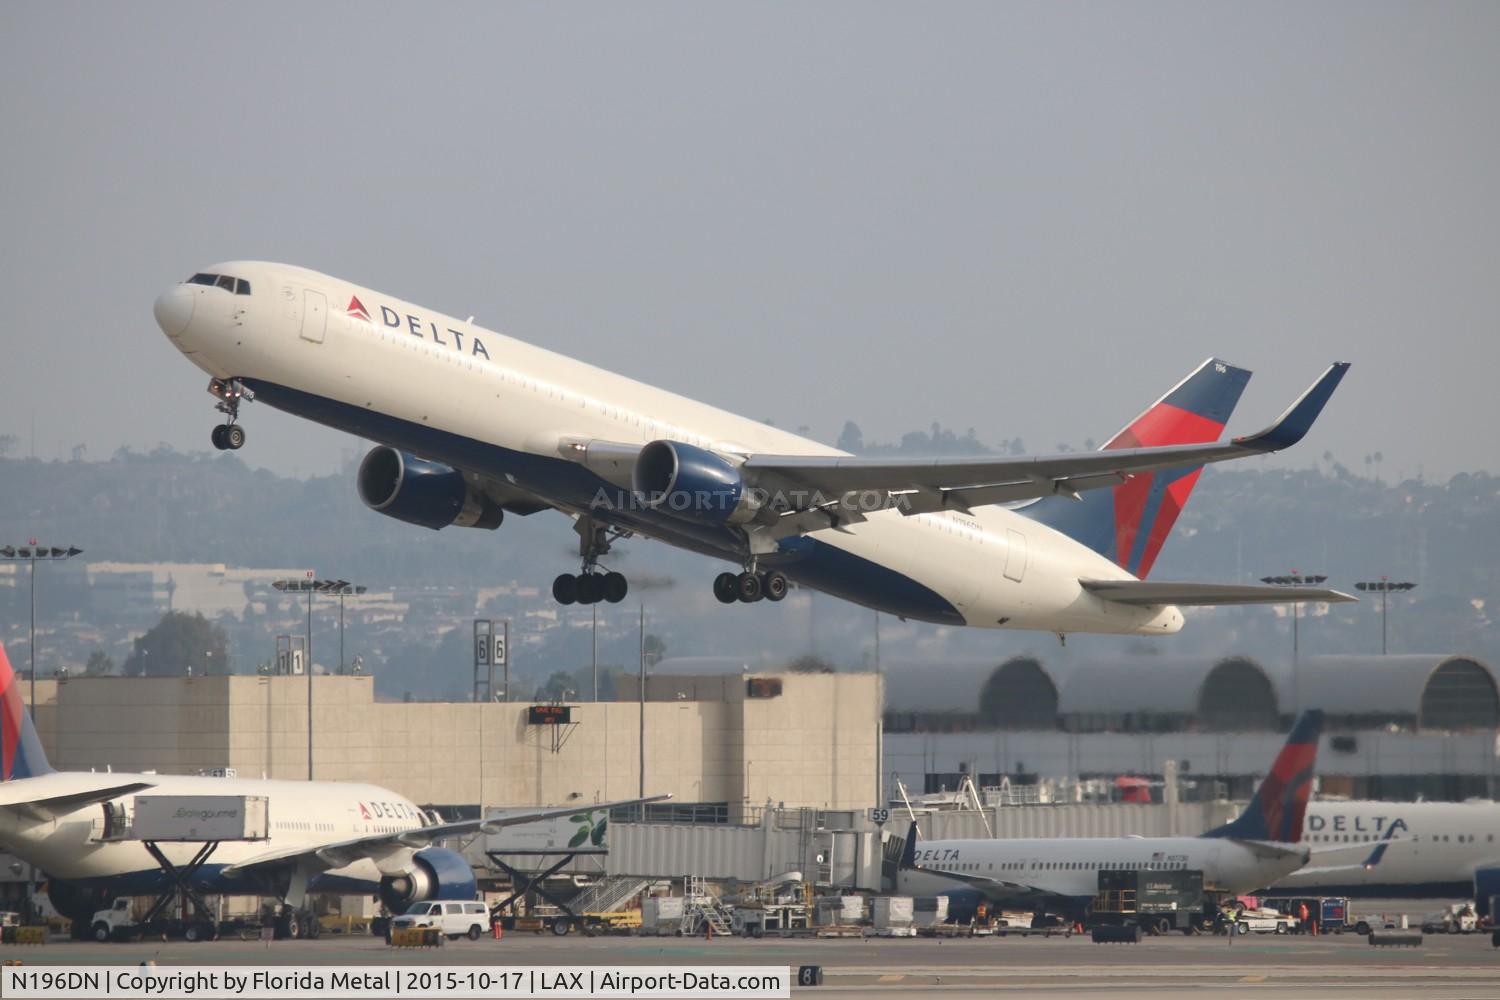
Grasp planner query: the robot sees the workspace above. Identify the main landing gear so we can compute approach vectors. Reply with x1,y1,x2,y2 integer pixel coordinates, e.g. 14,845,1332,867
713,569,788,604
554,517,630,606
207,377,252,451
553,570,628,606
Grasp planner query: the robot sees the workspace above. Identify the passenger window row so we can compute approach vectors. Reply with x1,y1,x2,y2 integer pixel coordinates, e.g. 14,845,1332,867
187,272,252,295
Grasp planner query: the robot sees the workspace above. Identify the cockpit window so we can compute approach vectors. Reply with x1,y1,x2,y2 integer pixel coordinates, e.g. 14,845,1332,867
186,272,251,295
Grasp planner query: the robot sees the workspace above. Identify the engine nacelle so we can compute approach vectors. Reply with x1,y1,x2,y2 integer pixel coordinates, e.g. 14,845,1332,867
632,440,760,525
44,878,114,924
378,847,478,914
357,447,503,531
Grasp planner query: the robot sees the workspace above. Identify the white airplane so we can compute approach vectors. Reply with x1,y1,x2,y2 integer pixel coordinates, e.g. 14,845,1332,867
1273,799,1500,916
153,262,1353,635
0,645,661,938
896,712,1374,922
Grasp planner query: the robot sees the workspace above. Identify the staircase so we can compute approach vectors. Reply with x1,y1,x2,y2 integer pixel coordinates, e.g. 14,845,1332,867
568,877,650,915
684,875,733,936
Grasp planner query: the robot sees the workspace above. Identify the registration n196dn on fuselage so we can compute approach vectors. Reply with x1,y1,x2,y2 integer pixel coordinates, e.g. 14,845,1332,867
154,262,1352,635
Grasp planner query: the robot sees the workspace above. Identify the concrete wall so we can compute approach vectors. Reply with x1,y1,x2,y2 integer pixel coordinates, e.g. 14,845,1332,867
41,672,880,820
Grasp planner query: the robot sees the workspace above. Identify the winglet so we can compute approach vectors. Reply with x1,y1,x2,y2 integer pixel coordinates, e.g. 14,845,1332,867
1233,363,1350,453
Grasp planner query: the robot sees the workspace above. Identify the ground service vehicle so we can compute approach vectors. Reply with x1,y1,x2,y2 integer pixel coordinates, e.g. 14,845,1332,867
1091,869,1207,934
389,901,490,941
1231,905,1299,935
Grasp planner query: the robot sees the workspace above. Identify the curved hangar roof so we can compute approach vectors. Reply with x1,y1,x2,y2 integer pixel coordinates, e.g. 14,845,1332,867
1296,655,1498,730
1056,656,1278,730
880,653,1497,732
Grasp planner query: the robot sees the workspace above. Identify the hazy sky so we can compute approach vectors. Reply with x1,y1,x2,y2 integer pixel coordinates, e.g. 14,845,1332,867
3,2,1497,479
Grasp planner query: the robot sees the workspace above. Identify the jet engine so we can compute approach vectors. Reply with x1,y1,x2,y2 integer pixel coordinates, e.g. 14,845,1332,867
44,878,114,925
357,446,503,531
377,847,478,914
631,440,760,525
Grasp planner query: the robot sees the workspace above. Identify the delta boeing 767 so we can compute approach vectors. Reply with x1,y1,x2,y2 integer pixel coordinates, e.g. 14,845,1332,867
154,262,1352,635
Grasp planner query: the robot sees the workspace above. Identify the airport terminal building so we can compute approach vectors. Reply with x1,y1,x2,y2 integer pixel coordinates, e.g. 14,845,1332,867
25,649,1499,821
30,670,880,824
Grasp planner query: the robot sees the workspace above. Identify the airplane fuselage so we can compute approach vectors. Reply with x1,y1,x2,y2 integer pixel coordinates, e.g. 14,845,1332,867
0,771,425,894
898,834,1305,915
1272,800,1500,898
157,261,1182,634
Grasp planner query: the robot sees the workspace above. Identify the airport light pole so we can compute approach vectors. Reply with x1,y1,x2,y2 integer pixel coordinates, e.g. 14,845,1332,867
1260,572,1327,717
638,605,646,822
274,575,363,779
326,582,367,674
1,542,83,711
1354,578,1417,655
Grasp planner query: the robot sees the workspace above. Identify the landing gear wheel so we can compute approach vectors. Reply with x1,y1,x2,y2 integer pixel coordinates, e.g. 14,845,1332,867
306,914,321,939
762,571,788,601
224,424,245,450
736,572,763,602
210,425,228,450
713,572,739,604
553,574,578,605
603,572,628,604
576,573,604,605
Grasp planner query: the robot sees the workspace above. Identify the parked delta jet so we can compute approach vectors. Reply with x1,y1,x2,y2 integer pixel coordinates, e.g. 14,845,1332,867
0,645,662,939
154,262,1353,634
896,711,1377,922
1274,799,1500,914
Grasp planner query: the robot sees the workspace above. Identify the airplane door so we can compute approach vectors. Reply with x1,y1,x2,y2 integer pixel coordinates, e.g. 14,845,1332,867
1004,530,1028,583
300,289,327,343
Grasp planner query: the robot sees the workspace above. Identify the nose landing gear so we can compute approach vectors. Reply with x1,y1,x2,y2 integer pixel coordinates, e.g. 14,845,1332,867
207,378,252,451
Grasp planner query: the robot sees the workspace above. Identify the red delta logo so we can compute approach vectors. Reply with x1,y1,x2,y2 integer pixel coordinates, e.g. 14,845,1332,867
347,296,372,323
359,802,372,820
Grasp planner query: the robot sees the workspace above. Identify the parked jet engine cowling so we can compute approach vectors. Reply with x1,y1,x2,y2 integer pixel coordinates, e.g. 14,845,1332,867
377,847,479,914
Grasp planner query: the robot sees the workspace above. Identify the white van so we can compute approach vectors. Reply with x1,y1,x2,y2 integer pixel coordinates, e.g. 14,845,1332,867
390,900,490,941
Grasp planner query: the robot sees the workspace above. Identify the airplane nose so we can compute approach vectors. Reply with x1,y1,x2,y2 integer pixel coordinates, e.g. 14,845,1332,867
153,285,194,337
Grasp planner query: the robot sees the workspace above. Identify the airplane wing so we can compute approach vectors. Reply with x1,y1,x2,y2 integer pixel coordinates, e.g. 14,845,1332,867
0,779,156,824
741,363,1347,520
909,863,1043,899
1079,580,1356,606
223,794,670,876
1294,836,1406,875
561,363,1347,530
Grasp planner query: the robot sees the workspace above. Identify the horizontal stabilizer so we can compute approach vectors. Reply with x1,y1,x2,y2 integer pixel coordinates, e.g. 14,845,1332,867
1081,580,1356,607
